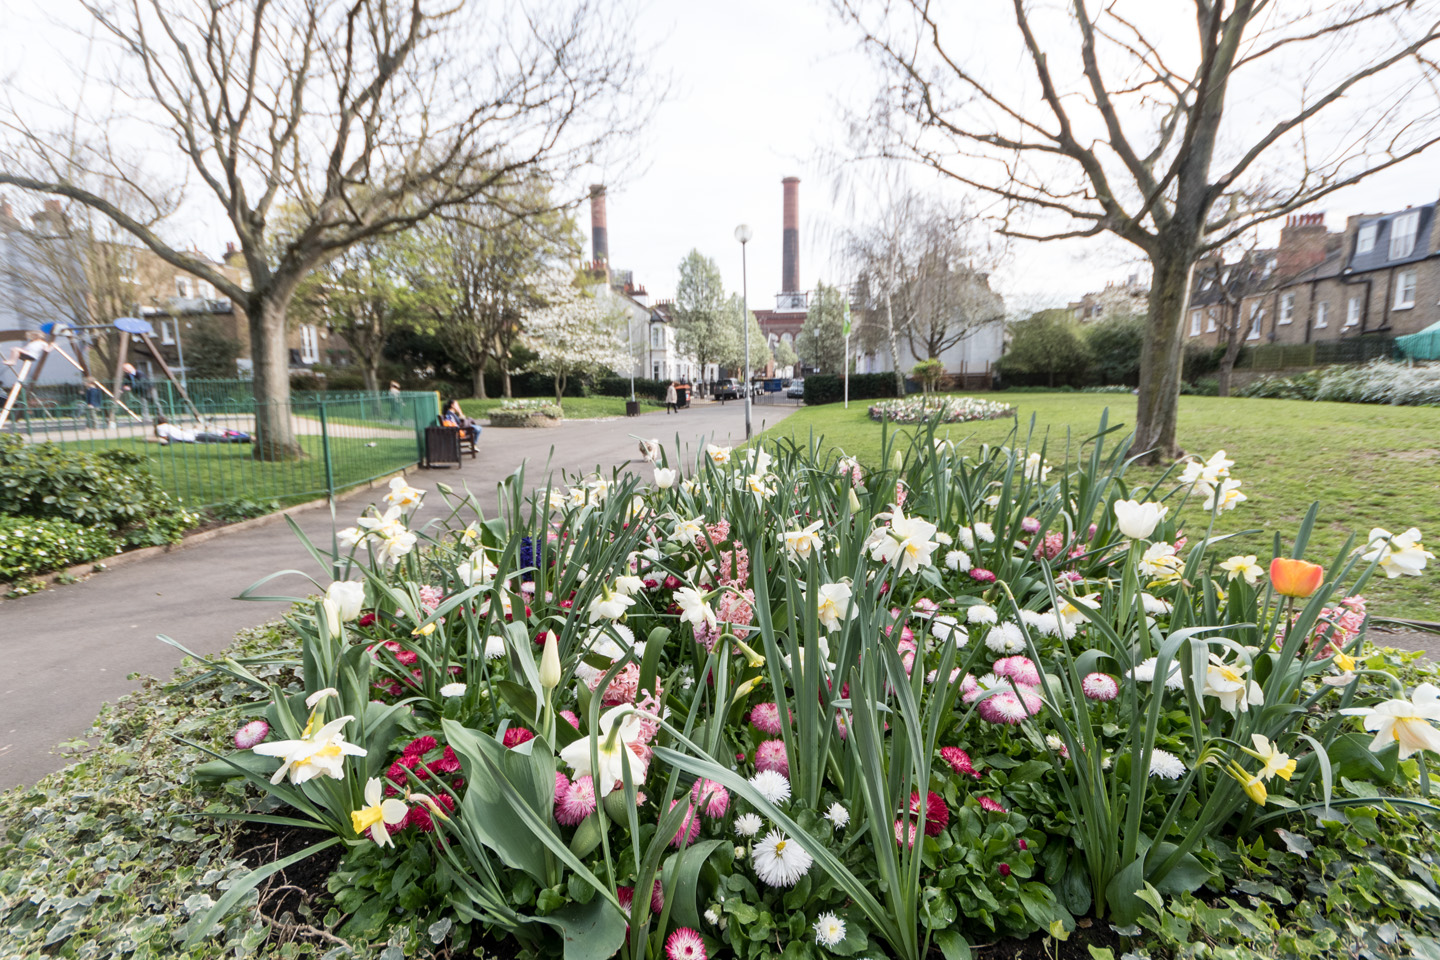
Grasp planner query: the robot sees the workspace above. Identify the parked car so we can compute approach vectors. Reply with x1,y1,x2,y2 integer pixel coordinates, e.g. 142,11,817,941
714,378,746,401
786,378,805,398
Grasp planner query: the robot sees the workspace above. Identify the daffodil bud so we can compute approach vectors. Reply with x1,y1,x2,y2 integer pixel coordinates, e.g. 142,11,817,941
891,449,904,473
847,488,862,514
540,630,561,690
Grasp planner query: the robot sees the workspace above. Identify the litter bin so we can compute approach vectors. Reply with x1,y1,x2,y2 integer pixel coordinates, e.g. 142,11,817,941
675,384,690,408
424,425,462,468
625,399,641,417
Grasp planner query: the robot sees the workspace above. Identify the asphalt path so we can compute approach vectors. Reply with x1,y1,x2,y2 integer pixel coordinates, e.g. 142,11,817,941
0,397,799,791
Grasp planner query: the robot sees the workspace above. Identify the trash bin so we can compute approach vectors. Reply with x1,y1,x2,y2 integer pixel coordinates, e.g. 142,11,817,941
625,400,641,417
675,384,690,408
424,425,462,468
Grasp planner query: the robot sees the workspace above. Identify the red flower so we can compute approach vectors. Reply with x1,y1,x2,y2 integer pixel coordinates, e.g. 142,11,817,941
939,746,981,779
503,728,536,748
404,735,438,758
909,790,949,836
998,863,1012,877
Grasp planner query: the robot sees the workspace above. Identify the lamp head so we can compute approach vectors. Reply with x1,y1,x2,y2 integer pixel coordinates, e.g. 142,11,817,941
734,224,753,244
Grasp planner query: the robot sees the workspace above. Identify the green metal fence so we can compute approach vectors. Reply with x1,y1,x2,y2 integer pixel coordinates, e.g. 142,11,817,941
1,387,439,511
1235,337,1396,371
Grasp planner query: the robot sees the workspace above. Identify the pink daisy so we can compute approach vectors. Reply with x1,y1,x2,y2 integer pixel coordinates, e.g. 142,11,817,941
503,727,535,748
992,656,1041,686
560,710,581,729
977,795,1009,814
691,779,730,819
914,598,939,615
670,799,702,847
909,790,950,836
556,775,597,825
1081,672,1119,701
233,719,270,750
749,702,786,735
940,746,981,779
894,818,919,848
969,568,997,584
665,927,707,960
998,863,1012,877
1021,517,1041,534
755,739,790,776
977,689,1040,725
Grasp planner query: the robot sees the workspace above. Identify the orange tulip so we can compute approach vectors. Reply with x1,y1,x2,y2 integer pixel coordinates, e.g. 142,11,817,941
1269,557,1324,598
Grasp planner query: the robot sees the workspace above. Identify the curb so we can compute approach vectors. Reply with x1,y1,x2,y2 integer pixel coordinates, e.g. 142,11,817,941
1,466,415,600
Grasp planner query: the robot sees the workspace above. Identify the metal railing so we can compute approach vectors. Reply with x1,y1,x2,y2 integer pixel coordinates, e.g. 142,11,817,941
1,387,439,511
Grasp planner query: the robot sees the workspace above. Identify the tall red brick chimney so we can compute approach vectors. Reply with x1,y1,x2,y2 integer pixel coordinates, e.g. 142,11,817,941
589,184,608,265
782,177,800,294
1277,212,1330,278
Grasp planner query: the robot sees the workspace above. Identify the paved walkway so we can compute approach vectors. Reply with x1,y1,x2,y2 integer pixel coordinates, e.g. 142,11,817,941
0,398,799,791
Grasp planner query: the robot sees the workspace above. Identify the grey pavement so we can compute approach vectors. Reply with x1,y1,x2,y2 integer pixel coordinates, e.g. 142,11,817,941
0,398,799,791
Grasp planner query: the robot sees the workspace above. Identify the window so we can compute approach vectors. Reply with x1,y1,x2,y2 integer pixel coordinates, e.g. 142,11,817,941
299,324,319,364
1346,296,1362,327
1245,303,1263,340
1356,223,1377,255
1206,308,1217,332
159,320,175,345
1389,211,1420,260
175,275,194,298
1395,269,1418,309
650,324,663,348
1315,302,1329,329
1278,293,1295,325
1189,310,1201,335
198,281,215,299
652,361,661,380
781,331,794,346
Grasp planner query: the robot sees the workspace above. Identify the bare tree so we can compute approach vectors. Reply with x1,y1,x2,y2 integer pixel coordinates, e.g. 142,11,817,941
1192,239,1272,397
1,0,655,458
836,0,1440,461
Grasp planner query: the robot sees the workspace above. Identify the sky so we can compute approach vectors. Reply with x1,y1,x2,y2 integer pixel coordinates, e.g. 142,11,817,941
6,0,1437,313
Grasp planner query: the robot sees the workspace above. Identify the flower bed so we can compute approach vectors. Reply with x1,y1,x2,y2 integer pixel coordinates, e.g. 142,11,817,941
490,398,564,428
869,395,1014,423
178,427,1440,960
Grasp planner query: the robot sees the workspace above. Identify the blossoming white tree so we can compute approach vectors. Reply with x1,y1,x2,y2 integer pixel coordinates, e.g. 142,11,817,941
521,275,634,405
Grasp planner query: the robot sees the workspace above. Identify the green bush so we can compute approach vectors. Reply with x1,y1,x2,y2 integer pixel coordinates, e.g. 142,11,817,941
0,516,119,580
1181,377,1219,396
1082,315,1145,386
1183,343,1227,381
803,373,900,405
997,309,1092,387
0,436,200,547
594,376,671,401
209,497,282,524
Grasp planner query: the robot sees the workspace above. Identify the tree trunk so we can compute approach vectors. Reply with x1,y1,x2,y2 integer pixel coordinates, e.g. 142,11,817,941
247,296,304,461
1133,245,1195,464
555,372,565,406
1215,307,1244,397
362,361,379,393
884,292,904,396
502,364,513,398
473,366,487,400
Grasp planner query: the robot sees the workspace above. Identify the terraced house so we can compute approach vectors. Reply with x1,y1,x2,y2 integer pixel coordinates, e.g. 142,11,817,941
1185,198,1440,355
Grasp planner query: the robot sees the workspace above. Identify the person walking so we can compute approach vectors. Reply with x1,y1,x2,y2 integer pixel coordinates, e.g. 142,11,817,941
83,378,104,427
664,381,678,414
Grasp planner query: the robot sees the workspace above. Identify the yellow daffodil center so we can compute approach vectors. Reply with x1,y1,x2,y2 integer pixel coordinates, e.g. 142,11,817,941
413,622,436,637
1217,665,1242,684
351,803,385,834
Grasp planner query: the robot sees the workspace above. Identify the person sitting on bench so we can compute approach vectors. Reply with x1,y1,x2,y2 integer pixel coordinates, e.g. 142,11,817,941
442,400,481,445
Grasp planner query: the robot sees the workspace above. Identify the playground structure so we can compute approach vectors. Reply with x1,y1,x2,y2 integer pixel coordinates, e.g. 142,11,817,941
0,316,200,431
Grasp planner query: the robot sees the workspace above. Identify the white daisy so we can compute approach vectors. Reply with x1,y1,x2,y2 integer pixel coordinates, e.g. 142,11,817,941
749,769,792,805
1129,656,1184,690
1148,748,1186,780
944,549,972,572
824,802,850,828
974,522,996,543
752,830,813,887
984,621,1026,654
734,812,764,837
484,635,508,659
966,604,998,625
929,615,966,646
814,912,847,948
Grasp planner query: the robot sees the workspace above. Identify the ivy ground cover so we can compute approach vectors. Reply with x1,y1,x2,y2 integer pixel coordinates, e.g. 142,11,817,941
761,393,1440,619
95,414,1436,960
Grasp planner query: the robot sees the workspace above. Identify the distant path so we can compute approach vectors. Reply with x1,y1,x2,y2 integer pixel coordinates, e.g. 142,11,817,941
0,398,798,791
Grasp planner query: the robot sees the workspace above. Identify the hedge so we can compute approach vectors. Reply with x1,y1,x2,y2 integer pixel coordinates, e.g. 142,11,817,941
0,516,120,581
802,373,901,405
594,376,671,401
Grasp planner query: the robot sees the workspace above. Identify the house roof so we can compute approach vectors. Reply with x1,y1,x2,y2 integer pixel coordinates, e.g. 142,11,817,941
1346,203,1438,274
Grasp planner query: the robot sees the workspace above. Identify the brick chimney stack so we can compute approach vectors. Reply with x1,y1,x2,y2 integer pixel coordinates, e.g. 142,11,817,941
782,177,800,294
1277,212,1331,278
589,184,608,265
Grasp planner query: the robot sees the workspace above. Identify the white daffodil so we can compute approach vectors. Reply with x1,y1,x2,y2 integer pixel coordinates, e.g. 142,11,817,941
675,586,718,633
1113,499,1168,540
740,472,776,500
672,517,706,544
1219,555,1263,585
557,705,649,797
337,525,365,548
1202,653,1264,714
1361,527,1434,579
457,550,499,588
1179,450,1234,493
384,477,424,508
705,444,733,465
1340,683,1440,759
1022,452,1050,482
252,714,367,784
653,466,678,489
1139,542,1183,581
547,489,569,512
614,574,646,597
325,581,366,621
783,520,825,560
814,581,855,633
351,777,408,846
1202,478,1246,514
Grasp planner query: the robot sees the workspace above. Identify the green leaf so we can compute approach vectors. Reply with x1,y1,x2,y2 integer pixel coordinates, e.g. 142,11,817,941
183,836,341,948
1103,857,1150,925
1148,843,1212,896
933,930,972,960
664,840,725,930
551,897,629,960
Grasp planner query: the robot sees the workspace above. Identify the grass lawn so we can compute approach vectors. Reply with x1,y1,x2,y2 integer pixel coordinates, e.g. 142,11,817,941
61,434,420,510
756,392,1440,621
460,396,665,420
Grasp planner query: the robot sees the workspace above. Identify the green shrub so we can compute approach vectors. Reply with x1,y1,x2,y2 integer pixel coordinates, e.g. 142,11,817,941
1083,314,1145,386
803,373,900,405
0,436,200,547
1181,377,1220,396
209,497,282,524
594,376,670,401
0,516,119,580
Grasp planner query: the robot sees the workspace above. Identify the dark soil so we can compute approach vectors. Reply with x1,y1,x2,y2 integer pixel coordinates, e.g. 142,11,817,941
233,821,342,923
971,917,1125,959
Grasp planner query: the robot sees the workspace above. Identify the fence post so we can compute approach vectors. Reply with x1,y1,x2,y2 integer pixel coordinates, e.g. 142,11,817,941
318,398,336,504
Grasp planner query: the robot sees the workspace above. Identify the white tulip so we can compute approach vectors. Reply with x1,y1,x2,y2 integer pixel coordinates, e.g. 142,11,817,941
1113,499,1168,540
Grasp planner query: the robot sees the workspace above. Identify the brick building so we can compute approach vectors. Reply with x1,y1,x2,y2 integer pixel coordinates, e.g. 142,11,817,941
1069,274,1150,321
1184,199,1440,349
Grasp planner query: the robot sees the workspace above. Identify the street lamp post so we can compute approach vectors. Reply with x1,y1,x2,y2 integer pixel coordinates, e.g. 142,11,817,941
734,223,753,440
